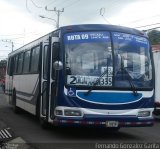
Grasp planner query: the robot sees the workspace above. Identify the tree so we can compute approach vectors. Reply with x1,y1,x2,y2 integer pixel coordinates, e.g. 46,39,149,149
147,29,160,45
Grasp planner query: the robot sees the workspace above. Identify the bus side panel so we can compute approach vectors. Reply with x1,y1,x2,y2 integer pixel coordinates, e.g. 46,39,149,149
153,51,160,114
13,74,39,115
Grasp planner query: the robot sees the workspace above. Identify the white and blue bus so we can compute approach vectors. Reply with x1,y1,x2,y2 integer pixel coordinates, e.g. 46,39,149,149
5,24,155,129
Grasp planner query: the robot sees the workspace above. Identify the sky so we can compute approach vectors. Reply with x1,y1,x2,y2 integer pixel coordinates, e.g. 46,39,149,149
0,0,160,60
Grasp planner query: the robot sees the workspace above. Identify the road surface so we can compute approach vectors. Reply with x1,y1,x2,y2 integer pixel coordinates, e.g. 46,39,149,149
0,88,160,149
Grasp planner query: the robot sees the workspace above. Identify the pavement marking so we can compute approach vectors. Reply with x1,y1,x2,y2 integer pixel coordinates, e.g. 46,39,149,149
0,128,13,141
4,129,12,138
0,127,33,148
0,131,5,139
1,129,9,138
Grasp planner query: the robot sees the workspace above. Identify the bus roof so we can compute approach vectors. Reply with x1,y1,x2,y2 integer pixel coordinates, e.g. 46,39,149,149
8,24,147,57
60,24,147,37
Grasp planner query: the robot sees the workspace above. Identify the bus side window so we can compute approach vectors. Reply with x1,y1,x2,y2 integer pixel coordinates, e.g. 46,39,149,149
43,45,49,80
17,52,24,74
7,58,11,76
8,57,15,76
23,50,31,73
30,46,40,73
13,55,18,74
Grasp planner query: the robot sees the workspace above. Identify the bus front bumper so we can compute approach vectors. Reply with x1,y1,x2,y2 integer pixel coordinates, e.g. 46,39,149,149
53,115,154,127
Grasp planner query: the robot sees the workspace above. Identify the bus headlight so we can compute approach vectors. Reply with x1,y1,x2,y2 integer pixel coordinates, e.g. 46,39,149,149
138,111,150,117
55,110,63,116
64,109,82,116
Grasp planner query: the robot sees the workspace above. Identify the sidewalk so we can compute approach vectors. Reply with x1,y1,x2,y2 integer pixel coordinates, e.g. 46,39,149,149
0,87,33,149
0,117,32,149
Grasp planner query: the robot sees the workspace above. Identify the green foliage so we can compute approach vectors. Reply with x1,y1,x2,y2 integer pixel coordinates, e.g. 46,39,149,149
147,30,160,45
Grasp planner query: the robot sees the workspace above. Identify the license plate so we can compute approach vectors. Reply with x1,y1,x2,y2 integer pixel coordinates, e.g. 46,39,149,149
106,121,119,127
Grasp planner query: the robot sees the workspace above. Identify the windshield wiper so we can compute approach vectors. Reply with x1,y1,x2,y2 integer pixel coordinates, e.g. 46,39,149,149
84,55,138,96
119,56,138,96
121,67,138,96
84,68,109,96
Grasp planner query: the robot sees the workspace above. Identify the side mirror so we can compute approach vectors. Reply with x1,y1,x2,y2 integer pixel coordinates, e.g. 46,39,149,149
53,61,63,70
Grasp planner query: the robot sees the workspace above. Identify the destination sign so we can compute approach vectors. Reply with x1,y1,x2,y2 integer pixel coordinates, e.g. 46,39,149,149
112,32,148,45
64,31,111,44
67,75,112,86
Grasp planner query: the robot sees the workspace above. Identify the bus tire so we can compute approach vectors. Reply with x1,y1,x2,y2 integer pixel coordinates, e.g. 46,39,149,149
12,90,21,114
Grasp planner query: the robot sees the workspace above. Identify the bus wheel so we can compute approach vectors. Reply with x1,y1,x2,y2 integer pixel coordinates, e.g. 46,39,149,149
12,91,21,114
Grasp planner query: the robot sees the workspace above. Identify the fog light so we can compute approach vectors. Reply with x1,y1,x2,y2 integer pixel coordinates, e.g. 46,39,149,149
64,109,82,116
138,111,150,117
55,110,63,116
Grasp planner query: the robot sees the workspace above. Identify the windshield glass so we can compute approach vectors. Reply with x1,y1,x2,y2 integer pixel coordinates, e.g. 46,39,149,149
64,31,113,87
113,32,153,88
64,31,153,89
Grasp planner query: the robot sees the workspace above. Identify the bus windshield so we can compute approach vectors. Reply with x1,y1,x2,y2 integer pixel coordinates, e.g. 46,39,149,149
64,31,153,89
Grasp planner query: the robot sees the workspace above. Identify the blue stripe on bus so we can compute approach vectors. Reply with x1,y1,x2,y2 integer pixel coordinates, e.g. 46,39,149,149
77,92,142,104
58,95,154,110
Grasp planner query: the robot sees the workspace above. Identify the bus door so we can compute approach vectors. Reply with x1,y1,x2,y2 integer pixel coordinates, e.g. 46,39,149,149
40,37,59,123
50,38,61,121
40,38,51,122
